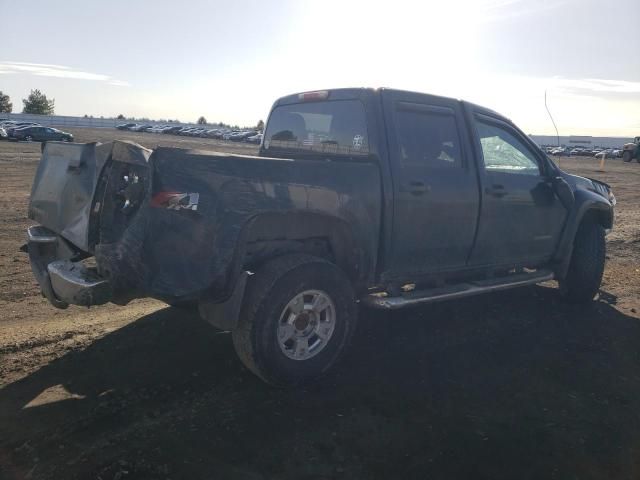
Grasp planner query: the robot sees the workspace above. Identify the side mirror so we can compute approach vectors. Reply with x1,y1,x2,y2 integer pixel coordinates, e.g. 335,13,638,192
550,176,575,210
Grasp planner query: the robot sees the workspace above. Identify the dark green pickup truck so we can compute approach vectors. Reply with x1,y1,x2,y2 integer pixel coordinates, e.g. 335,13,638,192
26,88,615,385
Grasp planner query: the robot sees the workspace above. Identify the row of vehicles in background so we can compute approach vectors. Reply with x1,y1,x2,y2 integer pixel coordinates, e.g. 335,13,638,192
115,122,263,144
544,145,623,158
0,120,74,142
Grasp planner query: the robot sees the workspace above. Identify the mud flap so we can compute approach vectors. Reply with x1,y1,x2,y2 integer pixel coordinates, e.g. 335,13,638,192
198,272,249,330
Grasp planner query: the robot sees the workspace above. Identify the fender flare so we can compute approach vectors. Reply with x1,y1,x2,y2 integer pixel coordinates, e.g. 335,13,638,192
199,211,373,329
553,190,613,279
237,211,371,284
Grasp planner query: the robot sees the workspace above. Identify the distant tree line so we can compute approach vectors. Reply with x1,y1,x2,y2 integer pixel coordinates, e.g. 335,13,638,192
0,91,12,113
0,89,265,131
0,89,54,115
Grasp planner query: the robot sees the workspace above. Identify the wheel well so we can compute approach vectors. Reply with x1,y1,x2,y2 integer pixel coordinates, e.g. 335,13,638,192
240,212,365,286
581,207,612,230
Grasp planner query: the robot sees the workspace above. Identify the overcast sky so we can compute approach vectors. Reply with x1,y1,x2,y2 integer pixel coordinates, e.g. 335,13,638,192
1,0,638,136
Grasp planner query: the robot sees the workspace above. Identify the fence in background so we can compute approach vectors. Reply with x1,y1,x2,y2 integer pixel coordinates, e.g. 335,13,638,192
0,113,200,129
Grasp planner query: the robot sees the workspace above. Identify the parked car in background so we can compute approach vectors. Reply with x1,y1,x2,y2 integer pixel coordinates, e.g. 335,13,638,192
0,121,19,130
162,126,183,134
551,147,570,156
5,122,40,134
222,130,240,140
116,123,136,130
152,125,173,133
9,126,73,142
246,133,263,144
0,127,7,139
231,131,258,142
201,129,221,138
188,128,207,137
130,124,152,132
595,149,616,158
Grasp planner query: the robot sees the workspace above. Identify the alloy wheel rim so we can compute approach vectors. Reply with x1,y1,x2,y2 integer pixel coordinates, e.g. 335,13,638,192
277,289,336,361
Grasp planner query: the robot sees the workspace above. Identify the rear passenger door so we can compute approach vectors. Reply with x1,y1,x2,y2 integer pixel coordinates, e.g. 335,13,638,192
384,91,480,278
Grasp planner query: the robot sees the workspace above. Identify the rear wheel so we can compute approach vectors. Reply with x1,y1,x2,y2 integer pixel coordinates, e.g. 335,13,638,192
232,254,357,386
622,151,632,162
559,220,605,303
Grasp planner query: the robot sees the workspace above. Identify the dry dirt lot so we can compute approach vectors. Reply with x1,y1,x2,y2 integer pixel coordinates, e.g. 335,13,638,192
1,129,639,480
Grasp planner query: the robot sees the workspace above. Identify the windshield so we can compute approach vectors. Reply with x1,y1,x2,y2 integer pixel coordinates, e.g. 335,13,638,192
263,99,369,157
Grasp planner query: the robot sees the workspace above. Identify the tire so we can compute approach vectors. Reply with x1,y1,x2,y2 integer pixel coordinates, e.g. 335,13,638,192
25,135,33,142
232,254,357,386
622,151,632,162
559,220,605,303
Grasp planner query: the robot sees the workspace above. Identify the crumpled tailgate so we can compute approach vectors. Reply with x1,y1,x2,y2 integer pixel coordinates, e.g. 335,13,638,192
28,142,111,252
28,141,151,252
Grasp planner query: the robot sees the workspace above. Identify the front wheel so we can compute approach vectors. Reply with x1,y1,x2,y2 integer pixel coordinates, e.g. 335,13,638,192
25,135,33,142
559,220,605,303
622,151,632,162
232,254,357,386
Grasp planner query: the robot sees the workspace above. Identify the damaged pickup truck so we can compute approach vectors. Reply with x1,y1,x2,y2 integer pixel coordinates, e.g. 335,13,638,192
26,88,615,385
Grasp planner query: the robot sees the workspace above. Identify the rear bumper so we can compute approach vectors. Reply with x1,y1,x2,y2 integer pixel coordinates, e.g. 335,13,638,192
27,225,112,309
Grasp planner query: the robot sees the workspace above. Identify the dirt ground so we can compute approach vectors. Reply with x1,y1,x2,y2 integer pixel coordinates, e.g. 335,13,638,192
1,129,639,480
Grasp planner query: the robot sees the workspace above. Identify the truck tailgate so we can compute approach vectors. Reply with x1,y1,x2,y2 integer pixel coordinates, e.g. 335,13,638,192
28,141,150,252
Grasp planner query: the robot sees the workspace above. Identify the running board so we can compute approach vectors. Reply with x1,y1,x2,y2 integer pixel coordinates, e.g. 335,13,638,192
361,269,554,310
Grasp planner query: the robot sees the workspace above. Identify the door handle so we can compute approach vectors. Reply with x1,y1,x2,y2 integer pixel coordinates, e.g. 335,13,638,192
405,181,431,195
485,184,507,197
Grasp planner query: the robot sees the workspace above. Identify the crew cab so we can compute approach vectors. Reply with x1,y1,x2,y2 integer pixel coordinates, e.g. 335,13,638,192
25,88,615,385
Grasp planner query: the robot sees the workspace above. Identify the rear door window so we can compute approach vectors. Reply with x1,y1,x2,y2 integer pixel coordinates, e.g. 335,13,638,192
394,105,463,169
263,100,369,157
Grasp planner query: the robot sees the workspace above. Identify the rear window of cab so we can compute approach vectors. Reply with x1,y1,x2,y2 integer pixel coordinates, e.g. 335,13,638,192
263,100,369,157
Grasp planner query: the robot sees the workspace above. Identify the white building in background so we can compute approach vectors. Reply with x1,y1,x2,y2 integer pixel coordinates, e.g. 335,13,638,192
530,135,633,149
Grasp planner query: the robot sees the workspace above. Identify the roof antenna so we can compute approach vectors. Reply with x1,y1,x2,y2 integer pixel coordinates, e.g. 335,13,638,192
544,89,560,147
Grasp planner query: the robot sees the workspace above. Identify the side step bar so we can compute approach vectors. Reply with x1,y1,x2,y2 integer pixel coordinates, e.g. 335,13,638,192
361,269,554,310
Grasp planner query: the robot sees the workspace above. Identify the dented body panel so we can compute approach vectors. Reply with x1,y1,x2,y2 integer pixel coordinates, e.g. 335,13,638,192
28,141,382,306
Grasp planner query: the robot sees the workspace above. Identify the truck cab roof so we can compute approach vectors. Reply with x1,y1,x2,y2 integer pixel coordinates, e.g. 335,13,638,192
273,87,510,123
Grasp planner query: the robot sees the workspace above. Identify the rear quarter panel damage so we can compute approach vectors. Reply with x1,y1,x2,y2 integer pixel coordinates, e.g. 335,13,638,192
96,146,382,303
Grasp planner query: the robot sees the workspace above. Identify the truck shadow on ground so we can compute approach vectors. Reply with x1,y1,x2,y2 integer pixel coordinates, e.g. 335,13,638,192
2,285,640,480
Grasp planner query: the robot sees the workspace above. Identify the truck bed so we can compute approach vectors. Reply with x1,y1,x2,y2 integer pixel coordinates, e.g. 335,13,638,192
28,141,382,306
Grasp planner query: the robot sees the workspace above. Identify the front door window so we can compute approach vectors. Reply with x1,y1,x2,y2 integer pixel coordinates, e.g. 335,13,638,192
476,121,540,175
